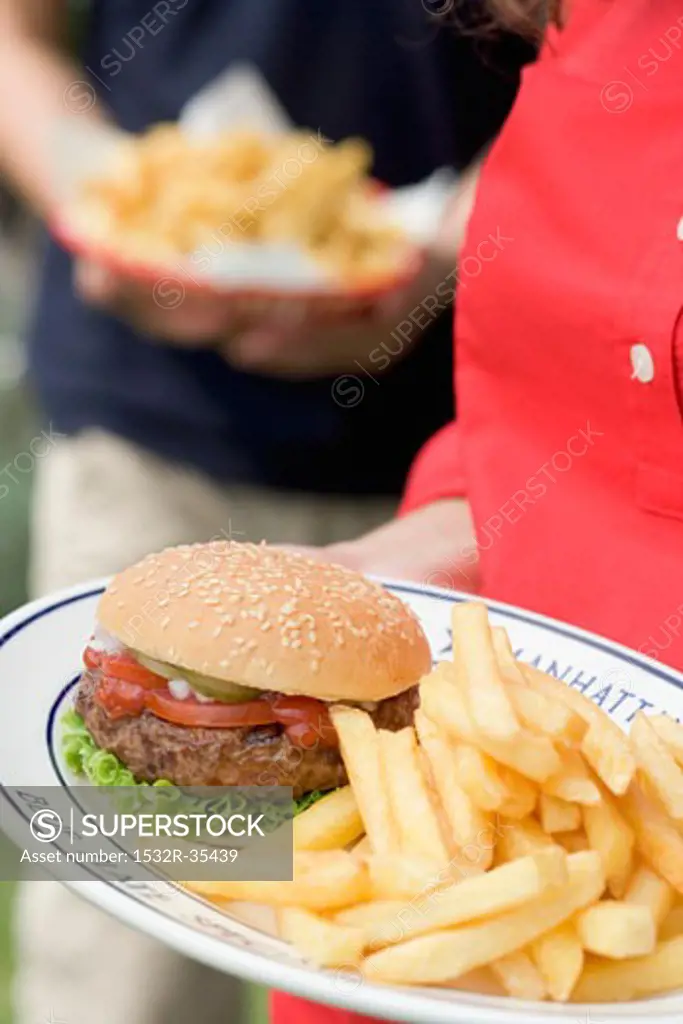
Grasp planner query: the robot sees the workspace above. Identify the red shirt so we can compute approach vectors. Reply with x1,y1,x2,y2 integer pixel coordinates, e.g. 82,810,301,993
274,1,683,1020
402,0,683,668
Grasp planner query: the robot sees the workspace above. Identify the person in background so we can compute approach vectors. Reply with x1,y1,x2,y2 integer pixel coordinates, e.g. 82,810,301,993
0,3,533,1023
273,0,683,1020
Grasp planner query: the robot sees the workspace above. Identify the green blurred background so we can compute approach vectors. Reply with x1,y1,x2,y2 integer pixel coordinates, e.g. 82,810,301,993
0,208,35,1024
0,886,13,1024
0,5,84,1009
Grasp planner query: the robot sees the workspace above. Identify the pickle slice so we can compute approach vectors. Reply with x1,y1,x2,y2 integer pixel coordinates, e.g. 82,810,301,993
182,671,260,703
134,653,177,679
134,652,259,703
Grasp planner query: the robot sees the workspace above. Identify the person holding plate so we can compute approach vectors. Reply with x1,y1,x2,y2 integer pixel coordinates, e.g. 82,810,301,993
272,0,683,1019
0,2,533,1023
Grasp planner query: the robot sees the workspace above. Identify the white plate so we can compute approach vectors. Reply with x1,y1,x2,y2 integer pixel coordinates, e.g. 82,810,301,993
1,577,682,1024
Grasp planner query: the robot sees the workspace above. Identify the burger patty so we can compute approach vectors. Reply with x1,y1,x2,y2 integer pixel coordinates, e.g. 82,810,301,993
75,676,419,797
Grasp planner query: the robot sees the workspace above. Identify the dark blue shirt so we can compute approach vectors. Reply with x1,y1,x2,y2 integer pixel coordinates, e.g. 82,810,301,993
29,0,533,494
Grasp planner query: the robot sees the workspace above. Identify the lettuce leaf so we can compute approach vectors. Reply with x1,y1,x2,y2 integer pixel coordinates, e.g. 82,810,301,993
293,789,326,815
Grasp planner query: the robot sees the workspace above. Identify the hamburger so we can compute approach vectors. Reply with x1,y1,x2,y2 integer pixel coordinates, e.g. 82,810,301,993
66,541,431,801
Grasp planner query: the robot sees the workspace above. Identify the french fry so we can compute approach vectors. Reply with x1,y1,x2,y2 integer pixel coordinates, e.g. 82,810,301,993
631,712,683,821
531,845,569,887
543,748,602,807
420,674,560,783
330,706,398,856
364,852,605,984
450,603,521,741
510,685,586,745
523,665,636,795
378,727,450,868
293,786,364,851
576,901,657,959
184,850,369,911
492,628,585,743
497,767,538,821
538,794,582,834
649,715,683,767
351,835,371,862
582,719,638,799
367,849,567,948
449,744,534,821
417,747,457,860
583,784,635,898
572,936,683,1003
660,905,683,941
450,742,512,813
555,830,590,854
489,627,527,688
414,709,493,870
335,901,432,954
491,951,547,1001
278,907,365,967
531,922,583,1002
496,817,556,862
622,779,683,894
625,865,675,927
335,905,405,937
368,853,449,902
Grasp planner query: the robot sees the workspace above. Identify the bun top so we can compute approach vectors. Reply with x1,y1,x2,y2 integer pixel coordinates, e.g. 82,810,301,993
97,541,431,702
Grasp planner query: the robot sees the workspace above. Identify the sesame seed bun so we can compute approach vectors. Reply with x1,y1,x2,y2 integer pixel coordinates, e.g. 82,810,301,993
97,542,432,702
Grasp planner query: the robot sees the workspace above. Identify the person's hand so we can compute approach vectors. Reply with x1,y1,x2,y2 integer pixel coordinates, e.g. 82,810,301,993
218,249,454,378
74,256,443,372
285,498,480,593
74,258,243,345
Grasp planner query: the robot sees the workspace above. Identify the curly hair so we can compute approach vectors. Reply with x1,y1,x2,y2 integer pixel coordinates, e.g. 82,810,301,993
483,0,563,34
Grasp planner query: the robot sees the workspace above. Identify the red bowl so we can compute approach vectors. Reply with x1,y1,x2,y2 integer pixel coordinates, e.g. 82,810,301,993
51,214,425,324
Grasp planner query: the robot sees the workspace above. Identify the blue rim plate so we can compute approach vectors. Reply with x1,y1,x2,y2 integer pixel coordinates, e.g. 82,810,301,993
0,577,681,1024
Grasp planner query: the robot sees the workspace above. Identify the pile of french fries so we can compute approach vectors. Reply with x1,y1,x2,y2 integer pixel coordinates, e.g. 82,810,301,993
74,125,408,282
187,602,683,1005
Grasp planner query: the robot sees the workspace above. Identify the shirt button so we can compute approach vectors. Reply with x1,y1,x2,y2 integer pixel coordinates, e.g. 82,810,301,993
630,343,655,383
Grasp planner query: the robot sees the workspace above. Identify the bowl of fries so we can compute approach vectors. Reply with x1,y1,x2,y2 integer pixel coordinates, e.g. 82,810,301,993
53,121,429,317
51,66,456,318
2,576,683,1022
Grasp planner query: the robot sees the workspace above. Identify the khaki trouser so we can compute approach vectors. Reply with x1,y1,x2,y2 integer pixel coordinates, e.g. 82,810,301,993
16,429,394,1024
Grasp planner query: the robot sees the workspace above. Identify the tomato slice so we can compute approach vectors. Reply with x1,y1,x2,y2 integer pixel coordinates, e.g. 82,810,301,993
271,696,338,749
282,720,325,750
83,646,102,672
145,690,278,728
91,672,338,746
96,678,146,719
99,653,168,689
269,695,326,722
